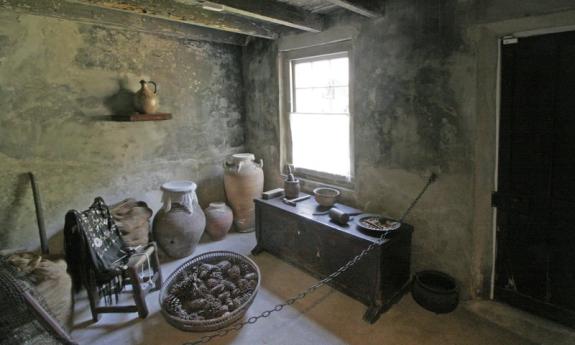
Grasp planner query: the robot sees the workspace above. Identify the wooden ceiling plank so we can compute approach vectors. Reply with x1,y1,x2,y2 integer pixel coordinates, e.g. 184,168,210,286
195,0,324,32
76,0,279,39
0,0,248,45
324,0,384,18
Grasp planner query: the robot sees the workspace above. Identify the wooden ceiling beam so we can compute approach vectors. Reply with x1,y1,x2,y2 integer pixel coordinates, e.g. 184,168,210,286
0,0,249,45
325,0,384,18
190,0,324,32
76,0,279,39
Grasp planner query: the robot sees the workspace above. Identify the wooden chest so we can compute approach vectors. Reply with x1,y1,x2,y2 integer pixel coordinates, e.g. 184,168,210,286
252,194,413,322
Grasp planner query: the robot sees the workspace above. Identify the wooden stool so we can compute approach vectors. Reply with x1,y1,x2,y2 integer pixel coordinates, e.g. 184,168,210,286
85,243,162,321
64,197,163,322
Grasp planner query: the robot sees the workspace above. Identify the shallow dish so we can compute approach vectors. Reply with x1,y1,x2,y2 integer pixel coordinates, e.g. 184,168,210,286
357,214,401,233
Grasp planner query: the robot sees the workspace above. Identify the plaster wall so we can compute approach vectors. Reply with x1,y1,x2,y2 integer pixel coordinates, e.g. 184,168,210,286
0,11,244,252
243,0,575,298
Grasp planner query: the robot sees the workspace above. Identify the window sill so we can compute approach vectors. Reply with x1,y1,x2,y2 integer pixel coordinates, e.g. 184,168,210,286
295,174,355,193
296,176,357,206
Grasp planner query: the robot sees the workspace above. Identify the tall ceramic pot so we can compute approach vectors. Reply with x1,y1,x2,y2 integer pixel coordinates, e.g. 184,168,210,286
223,153,264,232
153,181,206,258
204,202,233,241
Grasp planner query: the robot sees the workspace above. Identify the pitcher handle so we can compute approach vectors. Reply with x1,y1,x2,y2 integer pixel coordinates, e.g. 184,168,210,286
161,191,171,213
148,80,157,94
256,158,263,169
224,159,240,173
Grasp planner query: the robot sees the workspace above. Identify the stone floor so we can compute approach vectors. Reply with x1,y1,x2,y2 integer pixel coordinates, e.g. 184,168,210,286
71,232,535,345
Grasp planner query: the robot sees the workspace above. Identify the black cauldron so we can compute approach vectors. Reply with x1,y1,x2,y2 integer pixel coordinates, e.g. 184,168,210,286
412,270,459,313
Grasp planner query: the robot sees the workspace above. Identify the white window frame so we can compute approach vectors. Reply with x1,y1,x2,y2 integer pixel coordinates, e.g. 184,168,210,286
279,40,354,189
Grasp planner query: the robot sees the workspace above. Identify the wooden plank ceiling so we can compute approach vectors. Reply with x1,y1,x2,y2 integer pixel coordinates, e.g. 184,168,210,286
0,0,385,45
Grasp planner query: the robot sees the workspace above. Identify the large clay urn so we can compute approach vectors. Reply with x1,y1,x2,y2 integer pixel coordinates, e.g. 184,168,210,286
204,202,233,241
153,181,205,258
134,80,158,114
224,153,264,232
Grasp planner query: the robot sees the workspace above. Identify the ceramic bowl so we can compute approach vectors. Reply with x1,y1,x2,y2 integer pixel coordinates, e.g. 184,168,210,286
313,187,340,207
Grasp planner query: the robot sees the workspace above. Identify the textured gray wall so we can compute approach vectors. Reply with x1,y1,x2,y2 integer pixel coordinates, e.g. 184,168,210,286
0,11,244,252
2,0,575,298
244,0,476,297
243,0,575,298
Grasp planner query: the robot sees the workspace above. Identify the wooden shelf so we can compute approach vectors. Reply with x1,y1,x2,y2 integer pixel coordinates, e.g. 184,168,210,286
112,113,172,122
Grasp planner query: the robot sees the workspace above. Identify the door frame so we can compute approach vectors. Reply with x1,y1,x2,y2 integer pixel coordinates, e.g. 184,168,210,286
470,12,575,301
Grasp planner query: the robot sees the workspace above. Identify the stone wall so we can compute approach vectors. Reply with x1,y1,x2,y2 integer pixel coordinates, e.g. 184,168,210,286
2,0,575,298
242,0,575,298
0,11,244,252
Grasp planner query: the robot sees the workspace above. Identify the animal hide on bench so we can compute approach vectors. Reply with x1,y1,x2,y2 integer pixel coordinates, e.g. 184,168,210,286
109,198,153,247
7,252,73,331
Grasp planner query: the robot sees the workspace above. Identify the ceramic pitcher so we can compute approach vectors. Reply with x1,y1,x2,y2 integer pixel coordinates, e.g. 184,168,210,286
134,80,158,114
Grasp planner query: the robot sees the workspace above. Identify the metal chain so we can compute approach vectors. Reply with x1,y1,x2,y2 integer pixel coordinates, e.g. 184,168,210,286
184,235,386,345
184,174,437,345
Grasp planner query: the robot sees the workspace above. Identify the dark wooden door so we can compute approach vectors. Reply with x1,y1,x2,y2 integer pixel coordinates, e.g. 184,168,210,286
495,30,575,327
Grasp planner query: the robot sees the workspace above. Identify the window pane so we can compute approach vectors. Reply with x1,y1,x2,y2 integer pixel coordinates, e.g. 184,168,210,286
290,113,351,177
330,57,348,85
332,86,349,113
310,59,330,87
293,56,348,88
294,88,317,113
295,86,348,113
294,59,331,88
293,54,349,114
293,62,314,88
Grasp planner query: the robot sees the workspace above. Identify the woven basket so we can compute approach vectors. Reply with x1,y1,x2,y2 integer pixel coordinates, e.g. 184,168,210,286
159,251,261,332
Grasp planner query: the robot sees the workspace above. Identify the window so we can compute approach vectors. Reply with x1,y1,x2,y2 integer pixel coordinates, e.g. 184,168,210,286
281,41,353,185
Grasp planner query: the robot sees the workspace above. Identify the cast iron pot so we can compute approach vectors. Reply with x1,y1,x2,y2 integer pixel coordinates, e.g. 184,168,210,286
412,270,459,313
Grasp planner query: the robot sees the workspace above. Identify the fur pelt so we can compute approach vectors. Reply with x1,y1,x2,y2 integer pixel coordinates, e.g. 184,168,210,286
110,198,153,247
7,252,73,330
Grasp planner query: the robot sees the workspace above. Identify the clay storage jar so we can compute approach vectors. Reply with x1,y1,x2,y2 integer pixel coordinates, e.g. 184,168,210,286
204,202,233,241
153,181,206,258
223,153,264,232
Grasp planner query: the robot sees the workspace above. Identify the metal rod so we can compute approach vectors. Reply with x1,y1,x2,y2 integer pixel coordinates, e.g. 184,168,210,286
282,195,311,206
398,173,438,223
28,172,49,255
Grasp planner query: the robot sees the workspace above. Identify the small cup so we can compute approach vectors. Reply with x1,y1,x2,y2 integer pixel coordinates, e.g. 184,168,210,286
284,180,300,199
